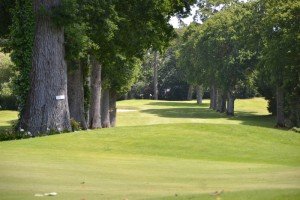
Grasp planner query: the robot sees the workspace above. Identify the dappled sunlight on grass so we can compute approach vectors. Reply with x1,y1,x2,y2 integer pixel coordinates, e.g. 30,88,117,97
117,98,275,128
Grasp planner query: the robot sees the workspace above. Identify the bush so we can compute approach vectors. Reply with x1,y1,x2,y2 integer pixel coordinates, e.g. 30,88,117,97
0,126,31,141
70,118,81,131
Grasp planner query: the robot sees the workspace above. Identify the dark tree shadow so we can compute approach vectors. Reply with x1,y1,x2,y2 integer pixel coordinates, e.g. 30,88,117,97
147,101,210,108
143,101,275,128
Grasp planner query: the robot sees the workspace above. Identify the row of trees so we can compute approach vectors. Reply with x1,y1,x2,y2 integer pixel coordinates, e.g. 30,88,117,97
0,0,196,134
176,0,299,127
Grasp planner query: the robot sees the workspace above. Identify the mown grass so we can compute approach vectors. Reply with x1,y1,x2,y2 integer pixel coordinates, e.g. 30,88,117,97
0,98,299,200
116,98,274,128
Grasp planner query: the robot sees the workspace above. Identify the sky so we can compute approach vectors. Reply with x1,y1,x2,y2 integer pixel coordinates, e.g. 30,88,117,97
169,6,199,28
169,0,249,28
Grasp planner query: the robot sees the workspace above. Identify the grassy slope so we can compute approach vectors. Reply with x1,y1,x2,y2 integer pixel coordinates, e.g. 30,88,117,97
0,98,299,200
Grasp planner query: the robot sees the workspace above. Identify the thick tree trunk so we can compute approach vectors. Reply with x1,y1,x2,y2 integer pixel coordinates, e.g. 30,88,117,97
109,91,117,127
68,63,87,130
227,92,235,116
187,85,194,101
101,89,110,128
153,51,158,100
276,86,285,127
196,85,203,104
89,58,102,129
20,0,71,135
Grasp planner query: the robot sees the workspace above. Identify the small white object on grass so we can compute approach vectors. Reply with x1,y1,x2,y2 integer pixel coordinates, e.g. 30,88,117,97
34,194,44,197
44,192,58,196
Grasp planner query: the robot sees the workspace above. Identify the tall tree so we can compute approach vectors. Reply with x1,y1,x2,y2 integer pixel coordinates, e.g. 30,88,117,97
21,0,71,134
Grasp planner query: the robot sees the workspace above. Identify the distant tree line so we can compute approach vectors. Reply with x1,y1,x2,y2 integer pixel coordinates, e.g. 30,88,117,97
175,0,299,127
130,0,299,128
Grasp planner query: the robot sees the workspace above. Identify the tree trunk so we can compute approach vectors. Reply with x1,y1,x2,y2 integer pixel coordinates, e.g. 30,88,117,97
68,63,87,130
88,57,102,129
209,85,214,109
196,85,203,104
109,91,117,127
227,92,235,116
221,93,227,113
213,86,217,110
85,74,91,125
153,51,158,100
187,85,194,100
210,84,217,110
101,89,110,128
20,0,71,135
217,90,227,113
216,89,222,112
276,86,285,127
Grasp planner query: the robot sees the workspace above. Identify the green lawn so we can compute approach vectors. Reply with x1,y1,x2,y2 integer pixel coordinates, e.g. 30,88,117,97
0,98,299,199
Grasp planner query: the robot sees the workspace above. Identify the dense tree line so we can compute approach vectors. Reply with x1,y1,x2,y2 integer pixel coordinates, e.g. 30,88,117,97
0,0,196,135
176,0,299,127
0,0,298,135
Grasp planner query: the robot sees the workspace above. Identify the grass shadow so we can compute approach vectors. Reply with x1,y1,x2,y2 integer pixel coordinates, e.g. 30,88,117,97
143,101,275,128
147,101,210,108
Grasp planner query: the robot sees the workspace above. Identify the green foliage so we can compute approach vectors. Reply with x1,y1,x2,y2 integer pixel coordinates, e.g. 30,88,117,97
0,53,14,93
0,0,15,40
70,118,81,131
9,0,35,116
102,54,141,95
259,0,300,127
51,0,79,28
65,23,90,62
0,128,30,141
0,53,17,110
177,2,259,101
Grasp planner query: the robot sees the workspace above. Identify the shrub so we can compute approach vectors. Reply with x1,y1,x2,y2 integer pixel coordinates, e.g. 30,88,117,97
70,118,81,131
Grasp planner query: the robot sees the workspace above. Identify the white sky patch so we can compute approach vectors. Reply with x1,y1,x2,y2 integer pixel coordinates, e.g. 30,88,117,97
169,0,249,28
169,6,198,28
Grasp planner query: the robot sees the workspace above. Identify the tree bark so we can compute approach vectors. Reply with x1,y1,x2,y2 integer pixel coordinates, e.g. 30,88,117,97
21,0,71,135
101,89,110,128
68,63,87,130
221,93,227,113
196,85,203,104
216,89,222,112
212,86,217,110
210,84,217,110
276,86,285,127
217,90,227,113
209,85,214,109
187,85,194,101
109,91,117,127
153,51,158,100
89,57,102,129
227,92,235,116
